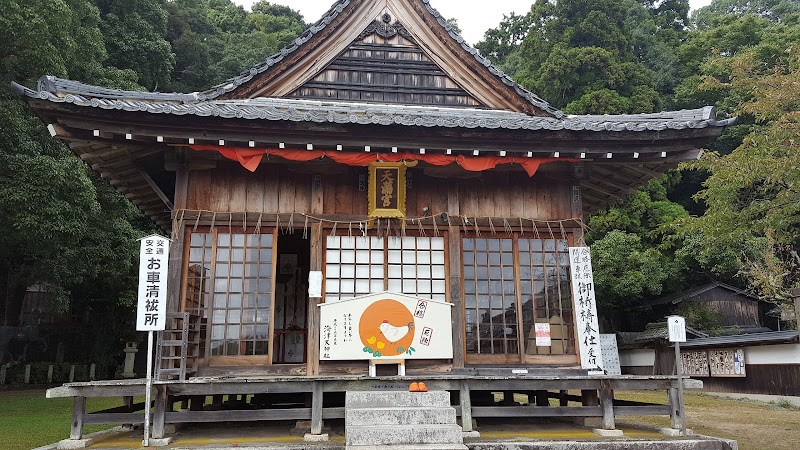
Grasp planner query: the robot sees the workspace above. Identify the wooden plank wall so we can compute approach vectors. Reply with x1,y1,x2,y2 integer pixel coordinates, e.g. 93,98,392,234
187,163,573,221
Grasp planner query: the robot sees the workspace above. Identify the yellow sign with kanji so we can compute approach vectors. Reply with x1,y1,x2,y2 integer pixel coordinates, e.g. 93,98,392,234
368,162,408,219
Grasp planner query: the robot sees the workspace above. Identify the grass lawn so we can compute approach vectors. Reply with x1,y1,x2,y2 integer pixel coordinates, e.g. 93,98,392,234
0,389,124,450
617,391,800,450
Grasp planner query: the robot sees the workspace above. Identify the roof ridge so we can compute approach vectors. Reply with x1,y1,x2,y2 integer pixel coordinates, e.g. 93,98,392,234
194,0,564,117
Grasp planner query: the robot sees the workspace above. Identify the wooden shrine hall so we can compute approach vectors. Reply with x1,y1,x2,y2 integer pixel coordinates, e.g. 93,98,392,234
13,0,733,445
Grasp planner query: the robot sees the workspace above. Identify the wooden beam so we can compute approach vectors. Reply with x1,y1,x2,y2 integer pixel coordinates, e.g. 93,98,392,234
138,168,175,211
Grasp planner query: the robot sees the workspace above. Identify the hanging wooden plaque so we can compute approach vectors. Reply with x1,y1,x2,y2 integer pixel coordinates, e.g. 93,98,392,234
368,162,407,219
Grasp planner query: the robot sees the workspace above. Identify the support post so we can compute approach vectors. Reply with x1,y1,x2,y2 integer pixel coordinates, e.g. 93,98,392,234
675,341,686,436
70,396,86,440
668,387,680,429
559,390,569,406
307,222,323,376
311,381,323,435
460,380,473,432
143,330,154,446
48,365,54,383
599,379,615,430
791,288,800,330
535,390,549,407
24,364,30,384
152,384,167,439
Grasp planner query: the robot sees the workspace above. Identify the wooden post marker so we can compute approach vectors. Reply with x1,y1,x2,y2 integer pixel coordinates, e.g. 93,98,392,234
668,315,687,436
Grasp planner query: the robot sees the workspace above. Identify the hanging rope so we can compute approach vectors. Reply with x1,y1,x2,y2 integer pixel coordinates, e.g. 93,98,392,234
210,212,216,234
488,217,496,235
255,212,263,234
302,214,309,239
432,216,439,237
287,213,295,234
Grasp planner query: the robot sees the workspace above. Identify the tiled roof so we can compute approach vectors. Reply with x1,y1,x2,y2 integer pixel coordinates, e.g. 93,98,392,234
679,331,800,349
12,78,735,133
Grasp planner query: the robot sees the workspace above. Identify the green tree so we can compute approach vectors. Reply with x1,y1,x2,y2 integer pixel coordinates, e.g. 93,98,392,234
681,36,800,315
1,0,145,336
95,0,175,91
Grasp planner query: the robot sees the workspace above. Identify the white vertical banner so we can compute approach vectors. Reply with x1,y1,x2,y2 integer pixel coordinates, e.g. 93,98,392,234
137,235,170,332
136,234,169,447
568,247,604,374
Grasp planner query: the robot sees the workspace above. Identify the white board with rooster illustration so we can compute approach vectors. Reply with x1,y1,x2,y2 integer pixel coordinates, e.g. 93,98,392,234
318,292,453,360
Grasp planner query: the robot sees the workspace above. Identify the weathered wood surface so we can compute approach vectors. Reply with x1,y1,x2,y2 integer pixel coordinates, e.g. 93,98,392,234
186,163,575,221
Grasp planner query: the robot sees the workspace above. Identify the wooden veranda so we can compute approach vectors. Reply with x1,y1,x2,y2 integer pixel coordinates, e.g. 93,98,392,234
50,372,697,441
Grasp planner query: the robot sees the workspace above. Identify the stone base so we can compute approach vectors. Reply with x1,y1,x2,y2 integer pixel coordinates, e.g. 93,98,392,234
304,433,329,442
291,420,331,436
56,438,94,450
462,430,481,439
659,427,695,436
593,428,624,437
145,437,173,446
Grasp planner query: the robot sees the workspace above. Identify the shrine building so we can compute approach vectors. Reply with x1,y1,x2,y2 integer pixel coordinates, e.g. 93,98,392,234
13,0,734,445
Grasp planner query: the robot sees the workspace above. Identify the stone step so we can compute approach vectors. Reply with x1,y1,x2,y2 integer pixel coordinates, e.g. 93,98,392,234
347,444,468,450
345,391,451,409
346,424,464,446
346,406,457,426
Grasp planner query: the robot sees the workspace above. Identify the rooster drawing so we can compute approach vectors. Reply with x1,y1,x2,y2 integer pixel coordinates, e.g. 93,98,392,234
379,319,414,343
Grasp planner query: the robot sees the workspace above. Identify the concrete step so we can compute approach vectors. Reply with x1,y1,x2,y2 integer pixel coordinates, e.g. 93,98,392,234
346,424,464,446
346,406,457,426
347,444,468,450
345,391,451,409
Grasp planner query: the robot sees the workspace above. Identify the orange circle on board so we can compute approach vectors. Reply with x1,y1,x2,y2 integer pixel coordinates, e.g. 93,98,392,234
359,299,415,357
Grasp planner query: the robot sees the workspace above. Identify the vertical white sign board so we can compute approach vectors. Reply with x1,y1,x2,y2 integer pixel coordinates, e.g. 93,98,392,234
136,234,170,447
568,247,604,374
599,334,622,376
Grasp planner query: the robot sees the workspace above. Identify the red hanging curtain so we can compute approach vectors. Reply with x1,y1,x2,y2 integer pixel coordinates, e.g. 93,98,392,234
190,145,565,177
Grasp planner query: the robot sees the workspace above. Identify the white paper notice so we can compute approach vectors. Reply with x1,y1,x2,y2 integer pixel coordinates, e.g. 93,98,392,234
535,323,551,346
308,271,323,298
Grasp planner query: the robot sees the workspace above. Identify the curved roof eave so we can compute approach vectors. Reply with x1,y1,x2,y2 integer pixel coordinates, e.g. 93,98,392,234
11,81,736,134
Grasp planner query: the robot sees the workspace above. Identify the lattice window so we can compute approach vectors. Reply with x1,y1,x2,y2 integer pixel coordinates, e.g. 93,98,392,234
463,236,576,360
519,238,574,356
196,232,274,357
325,236,385,301
325,235,446,302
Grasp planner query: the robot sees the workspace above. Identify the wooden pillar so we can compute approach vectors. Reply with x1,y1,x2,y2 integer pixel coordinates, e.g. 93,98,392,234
70,396,86,440
535,390,550,407
123,396,134,411
448,181,464,368
581,389,599,407
167,166,189,315
152,385,168,439
459,380,473,432
307,222,323,376
310,381,323,435
599,379,615,430
669,387,681,429
559,390,569,406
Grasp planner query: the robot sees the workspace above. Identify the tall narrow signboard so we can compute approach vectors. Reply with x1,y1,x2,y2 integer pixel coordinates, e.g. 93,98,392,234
568,247,604,374
136,234,169,446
